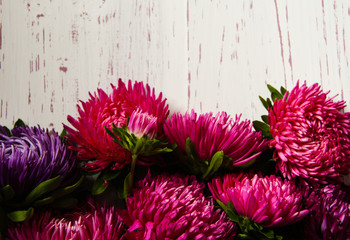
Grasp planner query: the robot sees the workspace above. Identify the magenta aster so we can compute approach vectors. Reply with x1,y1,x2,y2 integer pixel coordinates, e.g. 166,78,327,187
119,173,237,240
164,110,268,168
268,82,350,183
209,172,309,228
5,199,126,240
127,109,158,139
303,184,350,240
64,79,169,172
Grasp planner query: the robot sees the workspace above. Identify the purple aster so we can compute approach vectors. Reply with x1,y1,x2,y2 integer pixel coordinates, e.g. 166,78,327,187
303,184,350,240
5,198,126,240
0,126,79,198
119,173,237,239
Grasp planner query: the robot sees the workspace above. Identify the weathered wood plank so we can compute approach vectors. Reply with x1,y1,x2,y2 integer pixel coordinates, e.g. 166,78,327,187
0,0,350,132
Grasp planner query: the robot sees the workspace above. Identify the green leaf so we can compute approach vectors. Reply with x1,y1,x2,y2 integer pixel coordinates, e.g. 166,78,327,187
105,126,115,140
253,121,272,139
92,181,109,196
14,119,26,128
92,174,109,196
0,126,12,136
267,84,283,100
185,138,199,160
24,175,61,204
0,185,15,202
106,125,135,151
280,86,287,95
123,172,132,198
259,96,269,110
261,115,268,124
266,98,272,108
271,93,280,102
92,171,120,195
7,208,34,222
216,199,228,212
50,175,84,199
33,196,54,207
59,129,68,142
236,233,255,240
202,151,224,180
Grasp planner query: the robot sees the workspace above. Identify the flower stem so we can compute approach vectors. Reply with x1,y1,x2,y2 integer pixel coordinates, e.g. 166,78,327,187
124,154,138,199
130,154,138,188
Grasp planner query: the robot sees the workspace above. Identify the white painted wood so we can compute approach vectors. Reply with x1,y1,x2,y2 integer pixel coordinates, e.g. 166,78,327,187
1,0,350,133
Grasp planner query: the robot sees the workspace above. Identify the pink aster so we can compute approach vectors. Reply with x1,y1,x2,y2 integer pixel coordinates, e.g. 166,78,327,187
303,184,350,240
127,109,158,139
5,199,126,240
209,172,309,228
268,82,350,183
164,110,268,166
119,173,237,240
64,79,169,172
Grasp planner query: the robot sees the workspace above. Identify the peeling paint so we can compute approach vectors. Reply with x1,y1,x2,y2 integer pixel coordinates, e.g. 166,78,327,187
274,0,287,86
0,23,2,50
28,85,31,104
59,66,68,73
72,25,79,44
0,0,350,134
50,91,54,113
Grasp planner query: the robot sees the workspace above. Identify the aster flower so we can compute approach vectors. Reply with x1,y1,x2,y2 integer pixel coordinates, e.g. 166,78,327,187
267,82,350,183
164,110,268,179
0,126,80,198
5,198,126,240
209,172,309,239
127,109,158,139
64,79,169,172
303,184,350,240
0,125,82,227
103,109,174,198
119,173,237,240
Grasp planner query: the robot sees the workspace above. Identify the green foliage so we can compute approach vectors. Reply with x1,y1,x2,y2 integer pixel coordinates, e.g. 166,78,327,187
7,208,34,222
259,84,288,111
13,119,26,128
253,121,272,139
256,84,288,139
0,175,84,226
123,172,133,199
216,200,283,240
0,118,27,137
105,124,176,198
0,126,12,136
182,138,233,181
92,170,121,195
106,124,175,157
24,176,62,204
59,128,68,142
0,185,15,202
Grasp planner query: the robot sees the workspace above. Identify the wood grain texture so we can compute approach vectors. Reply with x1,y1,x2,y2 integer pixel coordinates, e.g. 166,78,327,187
1,0,350,132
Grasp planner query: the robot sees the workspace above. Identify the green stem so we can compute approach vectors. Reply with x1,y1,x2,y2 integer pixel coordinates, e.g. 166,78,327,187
130,154,138,189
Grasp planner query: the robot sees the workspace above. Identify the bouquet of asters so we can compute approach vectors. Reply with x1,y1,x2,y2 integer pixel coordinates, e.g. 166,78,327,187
1,79,349,240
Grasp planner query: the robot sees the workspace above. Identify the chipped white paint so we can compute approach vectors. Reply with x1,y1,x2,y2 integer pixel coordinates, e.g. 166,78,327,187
1,0,350,132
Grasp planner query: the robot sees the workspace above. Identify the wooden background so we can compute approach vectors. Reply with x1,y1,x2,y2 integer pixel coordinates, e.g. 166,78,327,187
1,1,350,132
